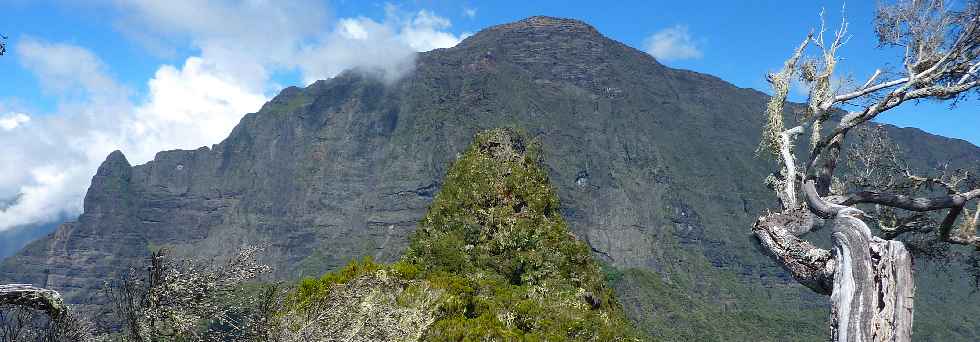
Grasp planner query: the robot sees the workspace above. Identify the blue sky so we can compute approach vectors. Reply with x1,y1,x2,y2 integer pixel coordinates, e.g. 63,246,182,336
0,0,977,230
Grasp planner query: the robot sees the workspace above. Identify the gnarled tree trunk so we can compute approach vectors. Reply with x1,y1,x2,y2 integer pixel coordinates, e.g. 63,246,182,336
829,209,914,342
753,1,980,339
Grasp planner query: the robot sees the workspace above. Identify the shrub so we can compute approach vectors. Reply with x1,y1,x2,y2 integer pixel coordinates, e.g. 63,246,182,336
285,129,640,341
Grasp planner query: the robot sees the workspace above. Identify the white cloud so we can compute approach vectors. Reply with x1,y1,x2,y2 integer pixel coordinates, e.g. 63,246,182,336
463,7,477,19
297,17,417,85
0,165,82,230
0,39,266,230
643,25,703,61
114,1,466,87
112,0,329,91
124,57,267,162
0,6,467,231
0,113,30,131
400,10,469,52
297,9,468,84
17,38,129,98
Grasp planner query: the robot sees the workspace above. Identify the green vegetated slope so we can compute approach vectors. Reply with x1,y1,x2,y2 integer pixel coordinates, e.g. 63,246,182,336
287,129,638,341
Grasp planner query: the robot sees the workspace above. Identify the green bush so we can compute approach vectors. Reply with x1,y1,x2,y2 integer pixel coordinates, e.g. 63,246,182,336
284,129,639,341
289,256,381,312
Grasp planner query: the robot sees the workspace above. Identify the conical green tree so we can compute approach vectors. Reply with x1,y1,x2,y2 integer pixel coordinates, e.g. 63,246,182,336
403,128,636,341
289,128,638,341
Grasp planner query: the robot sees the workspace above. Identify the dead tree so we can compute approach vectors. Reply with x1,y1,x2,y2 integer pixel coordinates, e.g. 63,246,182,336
753,1,980,341
104,246,272,341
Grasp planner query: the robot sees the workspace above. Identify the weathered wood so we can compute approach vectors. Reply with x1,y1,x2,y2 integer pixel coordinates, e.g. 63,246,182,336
869,239,914,342
842,189,980,212
830,208,876,342
828,209,914,342
0,284,66,319
753,209,835,295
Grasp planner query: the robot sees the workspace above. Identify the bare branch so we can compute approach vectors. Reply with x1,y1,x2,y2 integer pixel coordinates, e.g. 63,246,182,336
946,213,980,247
804,179,849,219
778,125,806,208
876,212,932,238
943,202,980,248
758,35,812,159
907,172,964,194
800,2,980,174
957,61,980,85
105,246,271,341
833,76,908,103
753,209,835,295
939,204,965,240
842,188,980,211
946,235,980,248
860,69,883,90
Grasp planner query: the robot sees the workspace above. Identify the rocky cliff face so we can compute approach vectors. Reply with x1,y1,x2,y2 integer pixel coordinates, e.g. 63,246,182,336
3,16,979,339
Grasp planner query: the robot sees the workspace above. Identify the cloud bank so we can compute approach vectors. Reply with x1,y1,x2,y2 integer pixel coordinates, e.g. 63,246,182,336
0,113,30,130
0,39,266,230
0,2,466,230
298,7,470,84
643,25,703,61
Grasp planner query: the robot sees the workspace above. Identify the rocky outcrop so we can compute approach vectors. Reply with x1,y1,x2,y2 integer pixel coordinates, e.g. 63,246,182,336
0,284,66,319
283,271,443,342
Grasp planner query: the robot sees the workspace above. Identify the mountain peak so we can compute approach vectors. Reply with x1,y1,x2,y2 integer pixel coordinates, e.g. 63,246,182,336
82,150,133,217
442,15,663,99
96,150,131,177
503,16,596,31
470,15,601,41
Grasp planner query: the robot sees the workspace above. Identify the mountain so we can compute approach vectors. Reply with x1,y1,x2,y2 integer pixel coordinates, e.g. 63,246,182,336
2,16,978,340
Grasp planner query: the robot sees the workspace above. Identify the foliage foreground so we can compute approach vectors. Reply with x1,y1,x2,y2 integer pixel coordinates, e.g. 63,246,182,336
284,128,638,341
0,129,638,341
